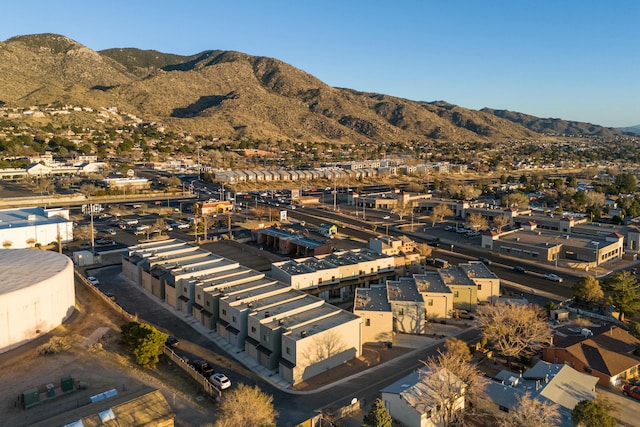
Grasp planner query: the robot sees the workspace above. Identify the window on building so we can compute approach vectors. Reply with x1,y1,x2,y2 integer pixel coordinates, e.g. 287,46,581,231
286,347,290,354
398,308,404,315
197,294,201,300
454,291,459,297
428,299,434,306
232,316,236,323
206,301,210,306
222,308,226,315
251,326,256,333
477,284,482,290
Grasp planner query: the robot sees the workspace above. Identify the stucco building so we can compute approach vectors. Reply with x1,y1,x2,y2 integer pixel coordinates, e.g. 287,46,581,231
0,207,73,249
0,250,75,353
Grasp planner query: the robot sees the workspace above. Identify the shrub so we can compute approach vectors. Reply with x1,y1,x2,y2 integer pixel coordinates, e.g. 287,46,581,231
37,336,71,355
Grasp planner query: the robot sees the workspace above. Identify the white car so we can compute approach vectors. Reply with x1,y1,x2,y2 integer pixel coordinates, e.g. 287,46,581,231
383,215,391,220
87,276,100,286
209,373,231,390
544,273,563,283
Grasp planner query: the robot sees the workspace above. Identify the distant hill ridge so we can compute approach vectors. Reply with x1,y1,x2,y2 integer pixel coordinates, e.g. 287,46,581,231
0,33,630,143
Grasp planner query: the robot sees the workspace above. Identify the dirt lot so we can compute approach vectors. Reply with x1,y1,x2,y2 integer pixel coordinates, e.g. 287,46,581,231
0,279,218,427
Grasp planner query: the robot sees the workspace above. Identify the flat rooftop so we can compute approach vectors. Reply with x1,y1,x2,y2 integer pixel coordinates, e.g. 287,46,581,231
386,278,424,302
354,286,392,312
459,261,498,279
222,281,288,304
413,273,452,294
502,229,615,251
285,306,360,341
255,296,324,325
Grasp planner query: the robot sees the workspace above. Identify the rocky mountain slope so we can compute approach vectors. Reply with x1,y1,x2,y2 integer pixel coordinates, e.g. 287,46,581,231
0,33,625,143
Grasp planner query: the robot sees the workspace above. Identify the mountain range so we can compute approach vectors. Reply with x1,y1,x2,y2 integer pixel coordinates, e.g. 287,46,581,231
0,33,633,143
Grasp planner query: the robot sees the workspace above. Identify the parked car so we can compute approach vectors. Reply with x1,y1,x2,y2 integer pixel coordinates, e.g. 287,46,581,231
106,228,117,235
191,359,215,377
544,273,563,283
513,266,527,273
382,215,391,220
165,335,179,348
209,373,232,390
623,384,640,400
87,276,100,286
479,257,492,265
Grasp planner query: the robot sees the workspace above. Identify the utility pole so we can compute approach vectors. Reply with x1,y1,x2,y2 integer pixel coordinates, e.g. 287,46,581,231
90,207,95,253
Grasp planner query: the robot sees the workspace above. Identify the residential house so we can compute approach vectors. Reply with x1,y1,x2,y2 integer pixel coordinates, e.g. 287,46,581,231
543,325,640,387
381,367,465,427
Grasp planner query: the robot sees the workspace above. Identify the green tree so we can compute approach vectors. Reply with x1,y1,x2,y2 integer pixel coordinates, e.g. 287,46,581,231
120,321,167,368
362,398,392,427
572,399,617,427
572,276,604,305
615,173,637,193
214,383,277,427
602,271,640,320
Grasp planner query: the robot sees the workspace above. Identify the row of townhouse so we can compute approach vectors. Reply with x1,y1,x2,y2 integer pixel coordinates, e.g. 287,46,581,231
212,167,378,185
354,261,500,343
270,248,398,304
121,239,362,385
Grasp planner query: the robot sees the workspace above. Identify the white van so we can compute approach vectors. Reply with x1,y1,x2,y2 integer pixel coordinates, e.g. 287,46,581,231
134,225,150,235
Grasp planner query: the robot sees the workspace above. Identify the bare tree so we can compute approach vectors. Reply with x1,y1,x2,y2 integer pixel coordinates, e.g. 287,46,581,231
79,183,100,196
153,218,168,235
214,383,278,427
430,203,454,227
455,184,482,201
444,337,472,362
476,302,552,366
35,177,54,195
393,200,414,221
491,215,510,233
74,225,96,243
466,213,488,232
420,348,488,426
416,243,433,265
584,191,606,209
498,392,561,427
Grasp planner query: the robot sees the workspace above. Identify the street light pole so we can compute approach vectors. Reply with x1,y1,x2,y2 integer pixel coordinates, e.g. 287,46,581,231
594,242,600,278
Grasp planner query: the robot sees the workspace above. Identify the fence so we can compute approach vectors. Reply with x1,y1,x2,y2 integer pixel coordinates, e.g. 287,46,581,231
75,270,221,400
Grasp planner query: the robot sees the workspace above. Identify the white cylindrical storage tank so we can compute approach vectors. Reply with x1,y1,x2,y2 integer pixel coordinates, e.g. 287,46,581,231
0,249,75,353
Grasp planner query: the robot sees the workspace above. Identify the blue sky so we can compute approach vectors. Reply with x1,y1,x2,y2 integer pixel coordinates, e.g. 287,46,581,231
1,1,638,128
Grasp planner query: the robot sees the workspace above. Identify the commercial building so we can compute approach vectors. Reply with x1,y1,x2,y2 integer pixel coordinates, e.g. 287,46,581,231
0,207,73,249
